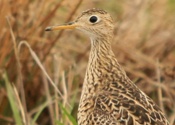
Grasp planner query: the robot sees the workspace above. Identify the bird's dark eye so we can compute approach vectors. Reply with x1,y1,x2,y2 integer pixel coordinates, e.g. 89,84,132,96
89,16,98,23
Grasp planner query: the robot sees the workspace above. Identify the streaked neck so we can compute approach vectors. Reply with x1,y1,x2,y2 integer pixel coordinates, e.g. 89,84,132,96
90,36,113,57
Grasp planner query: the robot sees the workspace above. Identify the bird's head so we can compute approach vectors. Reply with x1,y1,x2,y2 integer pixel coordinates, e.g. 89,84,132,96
45,8,114,38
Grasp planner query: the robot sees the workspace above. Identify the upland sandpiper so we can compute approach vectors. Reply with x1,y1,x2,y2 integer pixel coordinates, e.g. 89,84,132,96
45,8,169,125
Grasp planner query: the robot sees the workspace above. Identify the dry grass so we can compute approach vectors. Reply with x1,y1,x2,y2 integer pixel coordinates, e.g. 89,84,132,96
0,0,175,125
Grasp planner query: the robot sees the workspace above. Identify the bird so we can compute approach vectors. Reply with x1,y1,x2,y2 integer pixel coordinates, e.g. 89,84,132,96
45,8,169,125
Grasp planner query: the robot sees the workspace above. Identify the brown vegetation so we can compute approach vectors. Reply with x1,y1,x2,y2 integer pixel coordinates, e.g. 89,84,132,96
0,0,174,125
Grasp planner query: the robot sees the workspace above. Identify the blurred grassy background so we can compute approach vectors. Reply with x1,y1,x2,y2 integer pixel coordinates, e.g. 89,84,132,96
0,0,175,125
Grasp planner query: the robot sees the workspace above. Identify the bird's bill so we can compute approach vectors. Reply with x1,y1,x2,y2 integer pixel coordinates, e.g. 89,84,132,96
45,22,78,31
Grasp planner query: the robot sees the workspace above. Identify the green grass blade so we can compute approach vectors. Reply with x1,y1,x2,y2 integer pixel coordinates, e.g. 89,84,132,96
31,101,51,125
55,120,64,125
3,73,23,125
59,103,77,125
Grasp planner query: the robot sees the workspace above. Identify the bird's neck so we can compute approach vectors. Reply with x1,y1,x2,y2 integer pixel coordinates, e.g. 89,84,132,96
80,36,126,102
89,36,114,64
84,36,122,88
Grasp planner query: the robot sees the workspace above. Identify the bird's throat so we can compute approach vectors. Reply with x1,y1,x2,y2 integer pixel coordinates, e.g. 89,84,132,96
89,37,114,66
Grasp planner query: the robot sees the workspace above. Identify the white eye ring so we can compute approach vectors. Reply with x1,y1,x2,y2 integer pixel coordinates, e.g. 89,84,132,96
89,15,100,23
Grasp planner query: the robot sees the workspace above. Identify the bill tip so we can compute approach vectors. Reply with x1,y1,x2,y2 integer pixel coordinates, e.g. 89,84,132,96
45,27,52,31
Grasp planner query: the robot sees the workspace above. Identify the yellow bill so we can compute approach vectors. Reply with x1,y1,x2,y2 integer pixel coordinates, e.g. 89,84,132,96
45,22,78,31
